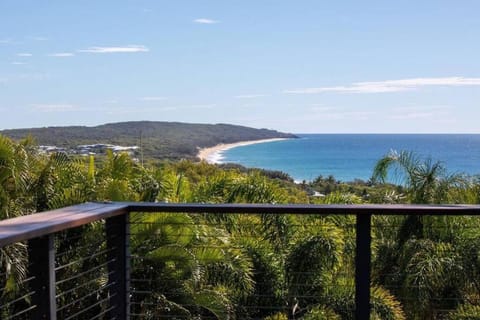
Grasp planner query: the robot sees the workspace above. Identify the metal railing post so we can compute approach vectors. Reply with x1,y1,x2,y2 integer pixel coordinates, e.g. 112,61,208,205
355,213,371,319
106,213,130,320
28,234,57,319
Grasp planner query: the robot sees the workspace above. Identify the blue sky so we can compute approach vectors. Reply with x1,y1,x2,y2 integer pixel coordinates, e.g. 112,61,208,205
1,0,479,133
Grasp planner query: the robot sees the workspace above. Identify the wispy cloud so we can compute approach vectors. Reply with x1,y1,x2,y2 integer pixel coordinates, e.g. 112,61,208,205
186,104,216,109
159,106,179,111
31,36,48,41
11,62,27,65
17,53,32,57
193,18,220,24
78,45,149,53
48,52,74,57
316,111,373,120
110,103,216,114
0,38,13,44
139,96,167,101
285,77,480,94
310,106,335,112
17,73,50,81
393,105,452,112
105,106,176,115
238,102,268,109
31,104,77,112
389,112,434,120
234,94,269,99
388,106,452,120
105,107,139,115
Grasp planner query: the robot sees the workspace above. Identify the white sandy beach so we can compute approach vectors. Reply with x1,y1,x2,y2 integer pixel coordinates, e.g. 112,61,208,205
197,138,289,164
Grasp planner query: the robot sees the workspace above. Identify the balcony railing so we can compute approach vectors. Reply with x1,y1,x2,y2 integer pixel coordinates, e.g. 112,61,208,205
1,202,480,319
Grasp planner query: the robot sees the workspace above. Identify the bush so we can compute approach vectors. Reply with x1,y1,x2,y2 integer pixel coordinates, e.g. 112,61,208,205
448,304,480,320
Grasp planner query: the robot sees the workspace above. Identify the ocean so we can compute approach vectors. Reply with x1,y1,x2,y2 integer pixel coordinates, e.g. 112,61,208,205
219,134,480,182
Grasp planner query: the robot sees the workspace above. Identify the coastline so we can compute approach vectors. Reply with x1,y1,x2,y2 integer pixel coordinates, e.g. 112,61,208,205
197,138,289,164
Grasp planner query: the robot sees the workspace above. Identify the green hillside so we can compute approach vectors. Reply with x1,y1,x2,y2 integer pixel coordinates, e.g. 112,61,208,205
1,121,297,160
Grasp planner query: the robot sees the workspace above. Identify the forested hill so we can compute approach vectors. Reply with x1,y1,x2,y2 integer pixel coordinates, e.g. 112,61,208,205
1,121,297,159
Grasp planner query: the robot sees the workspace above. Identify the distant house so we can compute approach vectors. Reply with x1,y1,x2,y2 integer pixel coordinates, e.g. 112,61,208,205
38,144,139,157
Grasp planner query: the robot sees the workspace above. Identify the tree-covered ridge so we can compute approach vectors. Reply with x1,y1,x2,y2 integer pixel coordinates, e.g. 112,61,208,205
0,121,297,160
1,135,480,319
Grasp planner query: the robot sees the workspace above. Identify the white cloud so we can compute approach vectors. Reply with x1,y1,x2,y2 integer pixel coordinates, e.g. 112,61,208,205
105,106,169,114
234,94,269,99
0,38,12,44
139,96,167,101
31,104,77,112
376,77,480,87
78,45,149,53
17,53,32,57
389,105,452,120
11,62,26,65
310,106,335,112
317,111,374,120
159,104,216,110
48,52,74,57
17,73,50,81
187,104,216,109
239,102,266,108
32,36,48,41
194,18,220,24
159,106,178,111
393,105,452,113
389,112,434,120
285,77,480,94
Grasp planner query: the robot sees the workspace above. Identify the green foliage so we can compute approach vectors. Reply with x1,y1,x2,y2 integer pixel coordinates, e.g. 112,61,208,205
370,286,406,320
321,283,405,320
1,121,297,160
314,191,363,204
372,150,469,204
0,243,27,297
264,312,288,320
3,136,480,319
301,305,341,320
130,211,254,318
448,304,480,320
239,239,284,319
308,174,402,204
190,288,232,320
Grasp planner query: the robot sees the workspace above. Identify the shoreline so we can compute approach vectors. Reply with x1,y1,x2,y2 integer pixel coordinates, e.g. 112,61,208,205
197,138,289,164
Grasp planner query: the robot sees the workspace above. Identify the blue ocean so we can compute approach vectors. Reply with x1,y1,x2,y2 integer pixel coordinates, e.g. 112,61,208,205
220,134,480,182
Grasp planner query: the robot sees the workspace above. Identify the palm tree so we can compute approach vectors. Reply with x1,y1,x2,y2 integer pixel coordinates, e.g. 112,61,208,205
129,212,254,319
0,136,33,306
371,151,475,318
95,150,159,202
371,150,467,204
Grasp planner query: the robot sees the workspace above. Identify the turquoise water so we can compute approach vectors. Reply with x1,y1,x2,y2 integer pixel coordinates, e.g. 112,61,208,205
221,134,480,182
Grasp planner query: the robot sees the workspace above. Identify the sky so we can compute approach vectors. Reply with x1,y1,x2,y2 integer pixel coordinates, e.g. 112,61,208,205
1,0,479,133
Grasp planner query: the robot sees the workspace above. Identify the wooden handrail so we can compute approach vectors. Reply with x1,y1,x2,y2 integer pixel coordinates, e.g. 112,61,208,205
2,202,480,319
0,202,128,247
126,202,480,215
2,202,480,247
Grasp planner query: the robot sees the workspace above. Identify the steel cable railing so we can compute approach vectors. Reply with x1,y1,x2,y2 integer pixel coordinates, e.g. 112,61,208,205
1,202,480,319
0,242,34,320
127,211,357,319
54,224,113,319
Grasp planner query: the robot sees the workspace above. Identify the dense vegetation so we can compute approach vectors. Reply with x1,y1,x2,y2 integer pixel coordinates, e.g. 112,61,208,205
1,136,480,319
0,121,297,160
